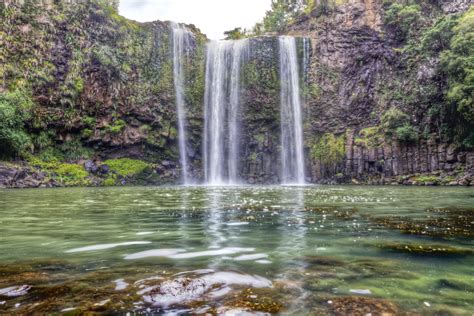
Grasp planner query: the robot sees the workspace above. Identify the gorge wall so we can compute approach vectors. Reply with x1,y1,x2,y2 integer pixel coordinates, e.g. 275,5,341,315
0,0,473,187
287,0,474,185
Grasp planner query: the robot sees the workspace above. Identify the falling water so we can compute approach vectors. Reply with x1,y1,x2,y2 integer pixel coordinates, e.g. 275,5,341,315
279,36,306,184
171,22,193,184
203,40,248,185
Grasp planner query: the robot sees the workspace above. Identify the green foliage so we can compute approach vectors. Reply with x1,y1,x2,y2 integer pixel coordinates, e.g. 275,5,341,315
395,123,419,143
82,116,96,127
413,175,439,184
0,90,33,157
381,107,409,133
310,133,345,165
224,27,247,40
381,108,418,142
263,0,291,33
384,3,421,42
106,119,126,134
54,163,89,183
103,174,118,186
421,15,458,55
104,158,150,177
27,155,90,186
355,127,383,148
441,7,474,123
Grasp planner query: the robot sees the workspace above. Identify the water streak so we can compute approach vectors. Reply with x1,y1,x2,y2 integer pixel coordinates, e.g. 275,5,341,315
171,22,194,184
279,37,306,184
203,40,248,185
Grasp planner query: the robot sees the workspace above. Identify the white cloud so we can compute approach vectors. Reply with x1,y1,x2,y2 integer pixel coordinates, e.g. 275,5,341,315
119,0,272,40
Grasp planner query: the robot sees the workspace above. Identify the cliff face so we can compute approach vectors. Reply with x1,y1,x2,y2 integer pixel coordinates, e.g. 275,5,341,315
0,0,472,187
286,0,474,185
1,1,207,186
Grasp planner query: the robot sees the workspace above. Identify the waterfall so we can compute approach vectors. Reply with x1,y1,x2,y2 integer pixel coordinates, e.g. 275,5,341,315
279,36,306,184
203,40,248,185
171,22,193,184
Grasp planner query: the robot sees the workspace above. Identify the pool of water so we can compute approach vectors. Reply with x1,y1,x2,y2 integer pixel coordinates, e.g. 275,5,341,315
0,186,473,314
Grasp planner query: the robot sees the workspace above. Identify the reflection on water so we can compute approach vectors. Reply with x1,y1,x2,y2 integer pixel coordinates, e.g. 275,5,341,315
0,185,473,314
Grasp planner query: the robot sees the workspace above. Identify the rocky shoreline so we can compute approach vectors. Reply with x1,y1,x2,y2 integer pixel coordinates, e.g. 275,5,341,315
1,160,472,189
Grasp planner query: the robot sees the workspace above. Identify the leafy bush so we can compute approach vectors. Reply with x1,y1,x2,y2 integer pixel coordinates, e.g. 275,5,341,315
0,90,33,157
384,3,421,42
104,158,150,177
381,107,409,133
421,15,458,55
310,133,345,165
106,119,126,134
395,124,419,143
355,127,383,148
441,7,474,123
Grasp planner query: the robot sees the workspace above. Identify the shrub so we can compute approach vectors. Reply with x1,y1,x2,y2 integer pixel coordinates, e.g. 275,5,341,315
0,90,33,157
395,124,419,143
441,7,474,123
384,3,421,42
381,107,410,134
355,127,382,148
310,133,345,165
106,119,126,134
104,158,150,177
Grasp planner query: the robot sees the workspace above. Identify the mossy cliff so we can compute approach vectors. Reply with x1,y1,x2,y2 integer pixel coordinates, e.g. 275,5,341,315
0,0,206,187
286,0,473,185
0,0,472,187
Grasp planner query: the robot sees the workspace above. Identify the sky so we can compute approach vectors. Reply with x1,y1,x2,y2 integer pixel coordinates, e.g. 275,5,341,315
119,0,272,40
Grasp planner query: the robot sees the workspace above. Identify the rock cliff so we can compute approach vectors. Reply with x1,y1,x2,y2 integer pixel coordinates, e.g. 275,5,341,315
0,0,472,187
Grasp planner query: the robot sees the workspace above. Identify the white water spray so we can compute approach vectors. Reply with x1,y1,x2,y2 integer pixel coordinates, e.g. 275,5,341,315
171,22,194,184
279,36,306,184
203,40,248,185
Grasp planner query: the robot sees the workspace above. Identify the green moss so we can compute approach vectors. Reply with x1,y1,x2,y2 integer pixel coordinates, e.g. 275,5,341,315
354,127,382,148
106,119,126,134
377,243,473,256
54,164,88,179
104,158,150,177
103,174,118,186
413,175,439,184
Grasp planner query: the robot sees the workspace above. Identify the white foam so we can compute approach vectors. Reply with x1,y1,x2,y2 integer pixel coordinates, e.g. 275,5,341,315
125,247,254,260
349,289,372,295
65,241,151,253
124,249,185,260
226,222,249,226
113,279,129,291
136,232,154,236
233,253,269,261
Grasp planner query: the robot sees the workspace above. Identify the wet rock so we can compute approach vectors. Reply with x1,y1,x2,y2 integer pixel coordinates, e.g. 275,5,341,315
328,296,398,316
84,160,98,173
143,277,208,307
98,164,110,175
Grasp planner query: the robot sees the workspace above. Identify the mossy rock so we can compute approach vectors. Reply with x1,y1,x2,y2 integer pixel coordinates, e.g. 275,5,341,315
328,296,398,316
376,243,473,256
103,158,150,177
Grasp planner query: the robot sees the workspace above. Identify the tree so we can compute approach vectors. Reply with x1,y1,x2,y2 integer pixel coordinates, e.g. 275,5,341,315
0,90,33,157
224,27,246,40
441,7,474,123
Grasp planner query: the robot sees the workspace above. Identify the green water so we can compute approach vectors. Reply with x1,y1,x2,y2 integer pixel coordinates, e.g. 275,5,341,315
0,186,473,314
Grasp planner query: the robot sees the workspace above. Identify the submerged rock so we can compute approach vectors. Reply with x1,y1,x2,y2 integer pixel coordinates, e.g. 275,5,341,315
327,296,398,316
377,243,473,256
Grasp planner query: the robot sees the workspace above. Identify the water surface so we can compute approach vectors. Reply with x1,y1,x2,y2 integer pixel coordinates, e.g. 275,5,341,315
0,186,472,314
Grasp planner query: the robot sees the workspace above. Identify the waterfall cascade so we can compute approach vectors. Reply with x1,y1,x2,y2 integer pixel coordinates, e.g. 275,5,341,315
203,40,248,185
171,22,194,185
279,36,306,184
